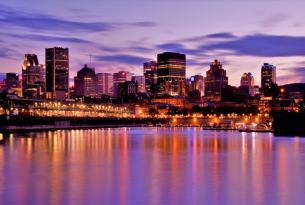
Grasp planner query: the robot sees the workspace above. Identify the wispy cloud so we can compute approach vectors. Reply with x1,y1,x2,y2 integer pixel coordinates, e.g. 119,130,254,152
94,54,148,65
198,34,305,57
0,4,156,34
259,13,290,28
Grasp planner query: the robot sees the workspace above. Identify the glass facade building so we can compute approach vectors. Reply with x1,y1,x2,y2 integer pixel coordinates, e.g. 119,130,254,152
157,52,186,97
46,47,69,100
261,63,276,96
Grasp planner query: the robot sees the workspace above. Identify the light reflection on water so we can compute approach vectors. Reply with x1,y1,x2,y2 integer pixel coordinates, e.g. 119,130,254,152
0,127,304,205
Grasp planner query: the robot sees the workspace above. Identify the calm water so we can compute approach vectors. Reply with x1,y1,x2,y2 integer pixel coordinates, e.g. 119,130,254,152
0,127,305,205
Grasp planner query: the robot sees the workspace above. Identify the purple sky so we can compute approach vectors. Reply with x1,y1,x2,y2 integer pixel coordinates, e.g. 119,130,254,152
1,0,305,86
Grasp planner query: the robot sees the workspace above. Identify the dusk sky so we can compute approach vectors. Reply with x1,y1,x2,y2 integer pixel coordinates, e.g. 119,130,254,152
1,0,305,86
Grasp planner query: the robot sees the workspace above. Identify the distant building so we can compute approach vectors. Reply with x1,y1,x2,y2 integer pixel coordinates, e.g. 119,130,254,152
74,64,98,97
5,73,21,96
261,63,276,96
189,75,205,97
5,73,19,90
157,52,186,97
96,73,113,96
118,81,138,98
132,75,145,93
205,59,228,101
113,71,133,97
46,47,69,100
240,72,255,96
22,54,45,98
143,61,157,95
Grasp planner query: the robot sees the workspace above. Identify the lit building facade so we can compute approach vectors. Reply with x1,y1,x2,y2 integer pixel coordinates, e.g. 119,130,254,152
132,75,145,93
143,60,157,95
118,81,138,98
46,47,69,100
22,54,45,98
189,75,205,97
74,64,98,97
261,63,276,96
96,73,113,96
205,59,228,101
113,71,133,97
240,72,255,96
157,52,186,97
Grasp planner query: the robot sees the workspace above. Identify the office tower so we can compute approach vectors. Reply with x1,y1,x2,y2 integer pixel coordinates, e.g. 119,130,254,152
113,71,133,97
261,63,276,96
74,64,98,97
22,54,45,98
157,52,186,97
45,47,69,100
5,73,19,90
96,73,113,96
205,59,228,101
132,75,145,93
189,75,205,97
143,60,157,95
240,72,255,96
118,81,138,98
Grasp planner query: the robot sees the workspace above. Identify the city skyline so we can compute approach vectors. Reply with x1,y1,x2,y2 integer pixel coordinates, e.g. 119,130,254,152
1,1,305,86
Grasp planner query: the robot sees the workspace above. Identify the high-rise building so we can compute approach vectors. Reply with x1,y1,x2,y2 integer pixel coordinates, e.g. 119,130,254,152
5,73,19,90
205,59,228,101
143,61,157,95
118,81,138,98
45,47,69,100
157,52,186,97
113,71,133,97
240,72,255,96
74,64,98,97
261,63,276,96
132,75,145,93
22,54,45,98
189,75,205,97
96,73,113,96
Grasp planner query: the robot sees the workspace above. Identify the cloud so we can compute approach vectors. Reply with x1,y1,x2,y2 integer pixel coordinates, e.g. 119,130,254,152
8,33,93,44
206,32,237,39
199,34,305,57
157,42,201,55
0,4,156,34
94,54,148,65
260,13,289,28
0,47,20,59
182,32,236,42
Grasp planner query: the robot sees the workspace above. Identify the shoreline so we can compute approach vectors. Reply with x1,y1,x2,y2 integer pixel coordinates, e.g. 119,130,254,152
0,124,274,134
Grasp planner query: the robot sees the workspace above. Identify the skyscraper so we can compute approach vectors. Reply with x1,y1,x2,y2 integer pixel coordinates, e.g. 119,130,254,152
132,75,145,93
74,64,98,97
46,47,69,100
22,54,45,98
143,60,157,95
157,52,186,97
261,63,276,96
113,71,133,97
240,72,255,96
205,59,228,101
96,73,113,96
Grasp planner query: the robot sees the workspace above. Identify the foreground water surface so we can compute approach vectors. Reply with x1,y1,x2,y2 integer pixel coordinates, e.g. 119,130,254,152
0,127,304,205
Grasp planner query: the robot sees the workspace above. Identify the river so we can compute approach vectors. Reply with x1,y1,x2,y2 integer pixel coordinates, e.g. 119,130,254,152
0,127,304,205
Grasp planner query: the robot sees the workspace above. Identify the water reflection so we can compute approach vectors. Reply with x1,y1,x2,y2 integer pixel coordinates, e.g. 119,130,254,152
0,128,304,205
